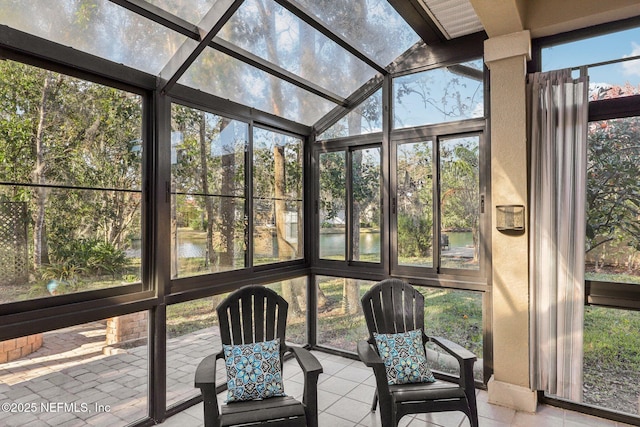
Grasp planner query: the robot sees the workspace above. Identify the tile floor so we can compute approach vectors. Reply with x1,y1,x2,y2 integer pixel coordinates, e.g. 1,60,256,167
159,351,637,427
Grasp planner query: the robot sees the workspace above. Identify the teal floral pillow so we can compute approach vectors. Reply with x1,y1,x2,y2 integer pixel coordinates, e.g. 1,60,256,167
223,338,286,402
373,329,436,385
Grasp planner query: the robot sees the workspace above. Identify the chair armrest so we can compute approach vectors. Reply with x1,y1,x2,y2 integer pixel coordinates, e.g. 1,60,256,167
289,346,323,377
429,336,476,363
357,340,393,416
357,340,385,368
195,353,222,389
429,336,477,392
195,352,223,427
289,346,322,427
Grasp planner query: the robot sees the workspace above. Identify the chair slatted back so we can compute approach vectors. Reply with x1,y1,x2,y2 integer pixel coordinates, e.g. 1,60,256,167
361,279,425,340
217,285,288,360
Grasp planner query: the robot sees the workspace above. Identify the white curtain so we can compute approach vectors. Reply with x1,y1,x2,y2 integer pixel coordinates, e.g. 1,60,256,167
528,68,588,402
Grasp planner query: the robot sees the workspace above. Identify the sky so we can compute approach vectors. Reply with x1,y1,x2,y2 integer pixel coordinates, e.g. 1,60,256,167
542,27,640,87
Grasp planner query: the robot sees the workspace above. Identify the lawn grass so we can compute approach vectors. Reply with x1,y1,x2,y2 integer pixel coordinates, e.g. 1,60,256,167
582,305,640,414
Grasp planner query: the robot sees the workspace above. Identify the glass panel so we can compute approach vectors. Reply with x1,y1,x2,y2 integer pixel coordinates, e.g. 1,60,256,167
0,62,143,190
542,26,640,73
146,0,217,25
0,61,143,304
587,61,640,100
179,47,336,125
581,306,640,416
220,0,375,98
253,128,303,265
295,0,420,66
417,287,483,382
318,88,383,140
393,59,484,129
171,105,247,277
0,0,188,74
0,314,148,425
166,293,229,407
265,277,307,345
396,141,433,267
316,276,376,352
318,151,346,260
542,27,640,101
352,147,381,263
0,187,142,303
440,135,480,270
586,117,640,284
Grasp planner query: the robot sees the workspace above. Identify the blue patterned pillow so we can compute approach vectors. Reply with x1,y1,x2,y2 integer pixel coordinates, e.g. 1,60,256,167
373,329,436,385
223,339,286,402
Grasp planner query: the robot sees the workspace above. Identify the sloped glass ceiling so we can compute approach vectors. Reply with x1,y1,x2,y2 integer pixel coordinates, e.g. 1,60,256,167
295,0,420,67
219,0,376,99
319,88,383,140
0,0,421,126
180,47,336,125
0,0,188,75
146,0,218,25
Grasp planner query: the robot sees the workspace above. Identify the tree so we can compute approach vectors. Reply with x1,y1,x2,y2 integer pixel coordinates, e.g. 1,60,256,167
440,139,480,262
0,57,143,292
586,116,640,268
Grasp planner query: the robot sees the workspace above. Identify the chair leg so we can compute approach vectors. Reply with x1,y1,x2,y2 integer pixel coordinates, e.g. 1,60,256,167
371,390,378,411
466,391,479,427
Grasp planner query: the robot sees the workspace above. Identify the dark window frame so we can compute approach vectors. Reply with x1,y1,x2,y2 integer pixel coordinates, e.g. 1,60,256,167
313,136,385,274
390,119,488,284
0,55,155,334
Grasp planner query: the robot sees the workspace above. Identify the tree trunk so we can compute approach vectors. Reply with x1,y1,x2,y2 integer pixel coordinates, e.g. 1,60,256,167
342,278,361,315
274,144,293,260
342,95,364,315
32,72,54,269
219,120,236,268
199,111,216,268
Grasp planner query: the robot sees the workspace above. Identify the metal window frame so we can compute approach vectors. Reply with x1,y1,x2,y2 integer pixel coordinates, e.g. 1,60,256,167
107,0,367,107
0,3,497,424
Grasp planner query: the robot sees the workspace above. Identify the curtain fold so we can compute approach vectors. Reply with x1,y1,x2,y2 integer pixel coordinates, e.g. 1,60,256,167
528,68,588,402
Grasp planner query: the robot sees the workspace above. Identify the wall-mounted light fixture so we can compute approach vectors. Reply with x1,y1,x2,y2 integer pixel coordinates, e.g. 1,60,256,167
496,205,525,232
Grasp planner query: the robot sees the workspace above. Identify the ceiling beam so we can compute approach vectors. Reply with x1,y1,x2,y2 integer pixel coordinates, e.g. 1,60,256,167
388,31,486,75
386,0,447,44
157,0,244,94
313,74,384,135
211,38,347,106
109,0,348,107
468,0,526,37
108,0,200,38
0,25,156,90
273,0,387,74
170,84,313,136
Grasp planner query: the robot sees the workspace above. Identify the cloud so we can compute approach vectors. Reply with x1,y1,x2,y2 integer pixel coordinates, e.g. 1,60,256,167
621,42,640,76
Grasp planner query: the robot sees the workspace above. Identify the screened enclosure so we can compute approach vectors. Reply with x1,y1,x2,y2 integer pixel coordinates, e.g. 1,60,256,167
1,0,640,426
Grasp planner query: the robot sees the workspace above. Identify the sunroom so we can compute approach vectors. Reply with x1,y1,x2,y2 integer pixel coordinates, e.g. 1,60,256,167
0,0,639,426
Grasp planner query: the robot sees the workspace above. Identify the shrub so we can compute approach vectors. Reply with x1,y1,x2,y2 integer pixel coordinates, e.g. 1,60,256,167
48,238,128,278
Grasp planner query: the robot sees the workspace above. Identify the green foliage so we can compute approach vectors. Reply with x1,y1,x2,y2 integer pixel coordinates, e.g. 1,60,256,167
587,117,640,268
49,238,128,277
188,216,207,231
397,213,432,257
0,59,143,273
319,151,346,224
41,263,85,283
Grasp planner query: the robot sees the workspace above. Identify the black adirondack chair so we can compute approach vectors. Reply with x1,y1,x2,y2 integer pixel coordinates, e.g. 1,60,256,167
357,279,479,427
195,285,323,427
